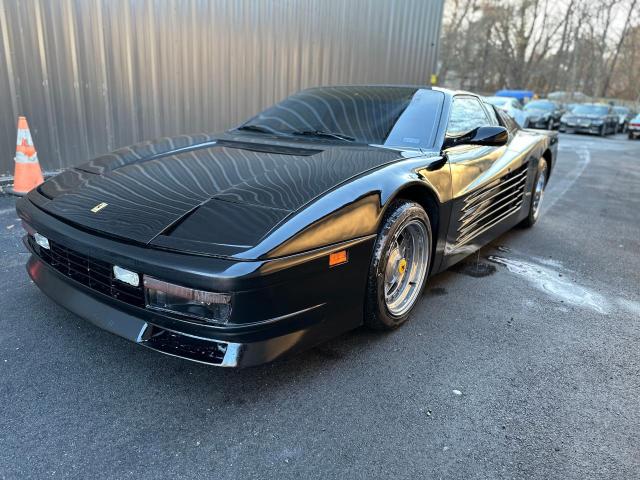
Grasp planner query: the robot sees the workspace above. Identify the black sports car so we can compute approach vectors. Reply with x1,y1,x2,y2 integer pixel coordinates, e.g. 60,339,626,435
17,86,557,367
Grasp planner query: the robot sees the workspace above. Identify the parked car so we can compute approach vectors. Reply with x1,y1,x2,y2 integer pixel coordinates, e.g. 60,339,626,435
484,96,528,127
17,85,558,367
612,106,633,133
628,114,640,140
523,100,564,130
559,103,618,136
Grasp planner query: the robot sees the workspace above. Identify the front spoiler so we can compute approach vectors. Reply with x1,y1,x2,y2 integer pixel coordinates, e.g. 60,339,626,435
27,255,322,367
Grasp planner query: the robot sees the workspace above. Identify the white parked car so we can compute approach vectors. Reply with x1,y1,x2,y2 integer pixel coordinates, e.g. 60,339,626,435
484,96,528,127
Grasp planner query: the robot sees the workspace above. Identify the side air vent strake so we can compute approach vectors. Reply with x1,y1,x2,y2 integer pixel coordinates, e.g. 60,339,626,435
454,163,529,248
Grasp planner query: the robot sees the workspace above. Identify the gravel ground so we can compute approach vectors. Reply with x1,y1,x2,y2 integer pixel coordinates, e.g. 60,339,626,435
1,133,639,479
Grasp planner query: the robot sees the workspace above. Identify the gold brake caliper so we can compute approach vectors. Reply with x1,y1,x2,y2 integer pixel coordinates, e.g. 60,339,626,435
398,258,407,275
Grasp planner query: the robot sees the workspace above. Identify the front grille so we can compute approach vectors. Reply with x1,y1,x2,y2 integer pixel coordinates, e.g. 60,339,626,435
30,237,145,307
454,162,529,248
142,330,227,365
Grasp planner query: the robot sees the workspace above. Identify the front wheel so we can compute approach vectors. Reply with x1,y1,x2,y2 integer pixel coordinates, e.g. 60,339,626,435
520,158,548,228
364,201,432,330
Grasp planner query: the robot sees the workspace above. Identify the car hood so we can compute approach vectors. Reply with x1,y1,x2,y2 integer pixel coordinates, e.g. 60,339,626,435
32,135,406,256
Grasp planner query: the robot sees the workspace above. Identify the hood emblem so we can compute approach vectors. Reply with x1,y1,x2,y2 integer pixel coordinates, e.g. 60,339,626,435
91,202,108,213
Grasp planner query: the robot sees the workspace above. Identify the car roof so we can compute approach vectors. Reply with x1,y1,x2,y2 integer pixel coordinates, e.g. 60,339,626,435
299,85,469,99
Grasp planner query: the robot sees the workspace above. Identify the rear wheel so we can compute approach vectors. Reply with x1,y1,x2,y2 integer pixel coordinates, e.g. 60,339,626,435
520,158,548,228
364,201,432,330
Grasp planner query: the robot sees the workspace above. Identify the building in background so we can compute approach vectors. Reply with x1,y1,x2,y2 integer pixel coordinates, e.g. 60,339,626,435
0,0,444,176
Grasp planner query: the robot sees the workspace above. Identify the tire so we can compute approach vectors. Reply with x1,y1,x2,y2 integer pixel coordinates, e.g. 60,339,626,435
547,118,553,130
629,132,636,140
364,200,432,331
599,125,605,137
520,157,548,228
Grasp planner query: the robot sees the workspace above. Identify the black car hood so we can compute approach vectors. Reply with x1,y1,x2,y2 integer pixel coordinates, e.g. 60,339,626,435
33,135,405,255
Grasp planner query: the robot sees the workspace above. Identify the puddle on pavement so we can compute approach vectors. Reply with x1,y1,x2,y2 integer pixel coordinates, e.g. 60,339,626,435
487,255,609,314
451,261,496,278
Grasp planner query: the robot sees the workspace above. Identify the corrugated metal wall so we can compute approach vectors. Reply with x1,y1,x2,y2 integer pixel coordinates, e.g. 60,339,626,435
0,0,444,176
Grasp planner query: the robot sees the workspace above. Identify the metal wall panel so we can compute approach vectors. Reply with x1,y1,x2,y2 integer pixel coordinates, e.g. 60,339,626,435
0,0,444,175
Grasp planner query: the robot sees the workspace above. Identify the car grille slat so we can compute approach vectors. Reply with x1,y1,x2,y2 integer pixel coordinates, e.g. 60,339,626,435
30,237,145,308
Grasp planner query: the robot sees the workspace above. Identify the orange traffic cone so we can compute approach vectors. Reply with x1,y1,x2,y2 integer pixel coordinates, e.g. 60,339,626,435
10,116,44,195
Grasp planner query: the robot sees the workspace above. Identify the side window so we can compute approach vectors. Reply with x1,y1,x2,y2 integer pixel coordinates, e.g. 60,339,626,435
483,102,500,126
497,108,518,134
447,97,490,136
512,100,522,110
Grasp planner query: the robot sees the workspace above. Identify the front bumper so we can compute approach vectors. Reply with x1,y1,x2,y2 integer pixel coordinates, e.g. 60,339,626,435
560,122,603,134
19,197,374,367
527,118,552,129
27,254,334,367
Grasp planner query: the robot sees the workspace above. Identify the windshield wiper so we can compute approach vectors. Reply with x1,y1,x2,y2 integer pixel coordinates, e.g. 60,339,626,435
236,125,276,135
291,130,356,142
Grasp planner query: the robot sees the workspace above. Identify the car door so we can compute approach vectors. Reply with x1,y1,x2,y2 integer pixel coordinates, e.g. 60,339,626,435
442,95,529,265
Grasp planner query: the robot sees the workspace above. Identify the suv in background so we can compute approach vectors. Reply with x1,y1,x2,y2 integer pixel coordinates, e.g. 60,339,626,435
560,104,618,136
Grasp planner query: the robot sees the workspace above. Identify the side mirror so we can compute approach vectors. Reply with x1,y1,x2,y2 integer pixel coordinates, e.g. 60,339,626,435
443,126,509,150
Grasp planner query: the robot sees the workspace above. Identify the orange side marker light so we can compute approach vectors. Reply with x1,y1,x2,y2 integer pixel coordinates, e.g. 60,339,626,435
329,250,348,267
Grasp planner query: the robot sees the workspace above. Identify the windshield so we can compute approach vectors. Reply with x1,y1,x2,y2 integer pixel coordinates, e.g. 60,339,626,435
237,86,444,149
524,101,555,111
573,105,609,115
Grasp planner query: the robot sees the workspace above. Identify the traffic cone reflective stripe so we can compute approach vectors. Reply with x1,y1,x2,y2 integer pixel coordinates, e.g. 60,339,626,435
12,116,44,194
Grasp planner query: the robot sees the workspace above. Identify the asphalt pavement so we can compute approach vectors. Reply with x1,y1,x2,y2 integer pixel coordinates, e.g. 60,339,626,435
1,133,639,479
